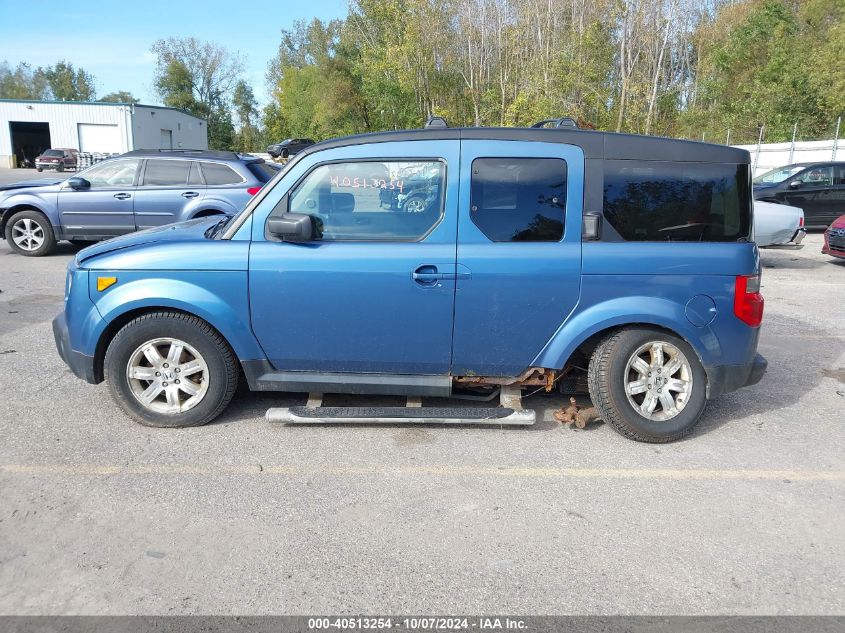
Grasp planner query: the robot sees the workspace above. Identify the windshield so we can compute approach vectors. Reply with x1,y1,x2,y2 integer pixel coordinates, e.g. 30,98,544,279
753,165,804,185
43,150,64,157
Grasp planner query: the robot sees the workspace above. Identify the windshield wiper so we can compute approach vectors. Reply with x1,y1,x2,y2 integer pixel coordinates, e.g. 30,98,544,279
205,217,229,240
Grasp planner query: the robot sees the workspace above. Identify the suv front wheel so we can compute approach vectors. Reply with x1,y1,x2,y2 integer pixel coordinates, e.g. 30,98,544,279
104,312,238,427
5,210,56,256
588,327,707,442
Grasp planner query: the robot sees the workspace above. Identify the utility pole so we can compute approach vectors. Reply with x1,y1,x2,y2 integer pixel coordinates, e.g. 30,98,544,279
754,125,764,175
788,122,797,165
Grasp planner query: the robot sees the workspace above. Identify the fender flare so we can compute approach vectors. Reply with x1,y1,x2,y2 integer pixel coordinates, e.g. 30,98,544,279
92,277,265,361
0,195,58,233
531,296,723,371
188,196,238,219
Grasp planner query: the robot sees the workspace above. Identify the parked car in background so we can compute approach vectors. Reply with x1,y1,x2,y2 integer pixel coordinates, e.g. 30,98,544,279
753,200,805,247
752,162,845,229
267,138,315,159
379,162,443,213
0,149,277,256
35,148,78,172
53,128,765,443
822,214,845,260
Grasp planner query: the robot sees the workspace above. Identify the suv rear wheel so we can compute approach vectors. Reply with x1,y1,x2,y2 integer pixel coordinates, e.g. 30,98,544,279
104,312,238,427
5,210,56,256
587,327,707,442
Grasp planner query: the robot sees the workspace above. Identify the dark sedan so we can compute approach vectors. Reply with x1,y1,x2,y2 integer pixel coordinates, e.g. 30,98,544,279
753,162,845,229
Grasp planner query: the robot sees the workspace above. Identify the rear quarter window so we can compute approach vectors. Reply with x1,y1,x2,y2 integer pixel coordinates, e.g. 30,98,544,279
603,161,750,242
247,162,278,182
201,162,244,186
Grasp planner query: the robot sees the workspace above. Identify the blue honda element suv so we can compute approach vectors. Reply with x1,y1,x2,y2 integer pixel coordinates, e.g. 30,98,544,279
53,128,766,442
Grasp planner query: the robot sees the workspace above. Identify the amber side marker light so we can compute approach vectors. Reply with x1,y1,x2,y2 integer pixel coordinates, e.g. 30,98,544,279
97,276,118,292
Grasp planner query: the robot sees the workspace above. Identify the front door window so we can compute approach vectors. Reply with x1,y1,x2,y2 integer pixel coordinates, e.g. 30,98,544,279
288,160,446,241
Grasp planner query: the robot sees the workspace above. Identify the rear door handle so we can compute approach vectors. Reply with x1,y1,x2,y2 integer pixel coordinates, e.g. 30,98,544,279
412,264,445,284
113,193,131,200
182,191,200,198
412,264,465,284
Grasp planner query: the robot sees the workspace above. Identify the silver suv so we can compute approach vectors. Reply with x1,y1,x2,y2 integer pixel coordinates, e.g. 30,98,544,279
0,149,278,256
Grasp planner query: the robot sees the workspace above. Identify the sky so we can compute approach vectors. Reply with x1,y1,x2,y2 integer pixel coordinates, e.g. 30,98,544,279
0,0,349,106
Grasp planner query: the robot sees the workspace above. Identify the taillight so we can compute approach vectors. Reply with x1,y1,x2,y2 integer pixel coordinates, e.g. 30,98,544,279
247,186,261,196
734,274,764,327
799,215,805,227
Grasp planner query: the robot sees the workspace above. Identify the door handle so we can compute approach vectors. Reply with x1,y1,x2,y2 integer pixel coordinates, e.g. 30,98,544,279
182,191,200,198
412,265,444,284
113,193,131,200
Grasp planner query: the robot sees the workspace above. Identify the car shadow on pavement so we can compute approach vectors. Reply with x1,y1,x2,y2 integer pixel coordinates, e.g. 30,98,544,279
0,241,86,257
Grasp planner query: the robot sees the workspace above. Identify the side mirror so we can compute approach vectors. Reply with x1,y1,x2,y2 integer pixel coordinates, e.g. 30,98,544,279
582,212,602,241
67,177,90,190
788,180,802,189
267,213,317,242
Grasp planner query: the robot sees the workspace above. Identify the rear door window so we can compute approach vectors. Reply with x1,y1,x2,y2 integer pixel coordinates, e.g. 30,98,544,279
187,162,204,185
470,158,565,242
142,159,191,186
603,161,751,242
201,162,243,185
797,166,833,187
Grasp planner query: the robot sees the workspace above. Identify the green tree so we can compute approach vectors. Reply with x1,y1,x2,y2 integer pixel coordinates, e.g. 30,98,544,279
232,80,260,152
265,18,370,139
151,37,244,150
0,61,50,99
99,91,140,104
41,61,96,101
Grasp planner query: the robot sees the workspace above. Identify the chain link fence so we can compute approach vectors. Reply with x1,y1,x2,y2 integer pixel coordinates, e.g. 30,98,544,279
727,118,844,176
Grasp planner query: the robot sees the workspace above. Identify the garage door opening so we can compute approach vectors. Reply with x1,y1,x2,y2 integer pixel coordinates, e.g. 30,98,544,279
9,121,51,168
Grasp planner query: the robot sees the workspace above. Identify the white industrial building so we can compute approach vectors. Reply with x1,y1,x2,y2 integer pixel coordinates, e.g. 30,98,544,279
0,99,208,168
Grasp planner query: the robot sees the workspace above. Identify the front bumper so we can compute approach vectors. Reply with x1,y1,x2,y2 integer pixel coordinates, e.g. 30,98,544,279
52,311,97,383
707,354,767,399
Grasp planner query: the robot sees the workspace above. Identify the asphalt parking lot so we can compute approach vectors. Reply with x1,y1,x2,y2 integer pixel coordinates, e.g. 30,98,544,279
0,170,843,614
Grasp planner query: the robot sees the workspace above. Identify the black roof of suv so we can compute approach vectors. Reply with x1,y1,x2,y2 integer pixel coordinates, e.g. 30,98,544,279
121,149,263,162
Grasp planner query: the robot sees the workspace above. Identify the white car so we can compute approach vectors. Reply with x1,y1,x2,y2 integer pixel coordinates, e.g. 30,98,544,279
754,199,806,247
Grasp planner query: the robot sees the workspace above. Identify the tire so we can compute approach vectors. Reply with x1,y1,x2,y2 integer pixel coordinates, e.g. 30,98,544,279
401,194,427,214
104,311,239,428
36,167,43,172
587,327,707,443
57,164,64,172
281,149,289,159
4,210,57,257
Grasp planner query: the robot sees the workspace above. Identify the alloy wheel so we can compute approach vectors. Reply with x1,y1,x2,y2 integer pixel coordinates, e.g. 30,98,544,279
624,341,693,421
11,218,45,252
126,337,209,415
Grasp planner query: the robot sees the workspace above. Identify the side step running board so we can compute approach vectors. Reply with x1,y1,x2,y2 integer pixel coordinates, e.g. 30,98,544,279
266,387,535,426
